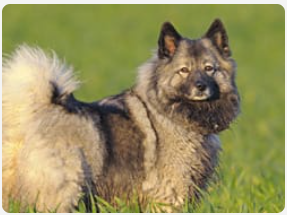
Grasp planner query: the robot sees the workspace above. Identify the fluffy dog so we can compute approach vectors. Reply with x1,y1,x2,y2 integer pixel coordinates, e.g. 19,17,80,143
2,19,240,212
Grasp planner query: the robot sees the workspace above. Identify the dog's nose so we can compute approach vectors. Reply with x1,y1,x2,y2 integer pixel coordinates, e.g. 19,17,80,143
195,81,207,91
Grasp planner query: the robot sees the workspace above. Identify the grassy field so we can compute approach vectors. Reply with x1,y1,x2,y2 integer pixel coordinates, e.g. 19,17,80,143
2,4,285,213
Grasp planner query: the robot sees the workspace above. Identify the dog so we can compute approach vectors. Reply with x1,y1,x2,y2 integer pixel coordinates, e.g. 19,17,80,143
2,19,240,212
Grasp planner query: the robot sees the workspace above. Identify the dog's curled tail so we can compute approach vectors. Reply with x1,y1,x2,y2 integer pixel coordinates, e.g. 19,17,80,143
2,45,80,141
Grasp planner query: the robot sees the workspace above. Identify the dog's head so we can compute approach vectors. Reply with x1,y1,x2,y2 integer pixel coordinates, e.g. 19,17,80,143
143,19,240,134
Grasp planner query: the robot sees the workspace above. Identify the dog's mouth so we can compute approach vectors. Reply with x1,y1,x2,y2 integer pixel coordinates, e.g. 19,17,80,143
189,88,213,101
187,86,220,102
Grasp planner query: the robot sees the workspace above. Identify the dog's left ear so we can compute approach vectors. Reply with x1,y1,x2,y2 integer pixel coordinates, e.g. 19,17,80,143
204,19,231,57
158,22,182,59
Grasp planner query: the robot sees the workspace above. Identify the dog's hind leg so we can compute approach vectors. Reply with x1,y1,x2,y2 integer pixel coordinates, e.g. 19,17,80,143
15,136,85,212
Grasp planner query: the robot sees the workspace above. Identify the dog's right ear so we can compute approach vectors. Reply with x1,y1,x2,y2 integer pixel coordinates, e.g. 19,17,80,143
158,22,182,59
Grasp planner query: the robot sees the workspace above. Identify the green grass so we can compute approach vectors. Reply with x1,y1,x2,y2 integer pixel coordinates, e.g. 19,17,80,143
2,4,285,213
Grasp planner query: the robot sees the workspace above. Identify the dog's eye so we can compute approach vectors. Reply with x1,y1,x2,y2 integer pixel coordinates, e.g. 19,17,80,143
204,65,214,72
179,67,189,74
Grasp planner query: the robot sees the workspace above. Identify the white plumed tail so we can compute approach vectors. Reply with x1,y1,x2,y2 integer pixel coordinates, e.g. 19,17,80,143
2,45,80,142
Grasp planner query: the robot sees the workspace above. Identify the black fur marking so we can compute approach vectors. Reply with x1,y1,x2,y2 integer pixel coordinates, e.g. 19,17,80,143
51,81,63,105
97,93,129,117
51,82,124,117
51,81,88,114
169,92,240,134
131,90,159,164
95,92,146,202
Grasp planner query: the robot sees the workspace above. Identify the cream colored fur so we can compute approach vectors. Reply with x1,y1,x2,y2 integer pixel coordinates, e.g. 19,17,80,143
2,46,105,212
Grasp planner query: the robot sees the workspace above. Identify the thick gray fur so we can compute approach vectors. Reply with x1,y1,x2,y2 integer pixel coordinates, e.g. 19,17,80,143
2,19,240,212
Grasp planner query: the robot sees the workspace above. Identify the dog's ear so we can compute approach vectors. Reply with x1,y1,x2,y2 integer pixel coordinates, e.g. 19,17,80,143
204,19,231,57
158,22,182,59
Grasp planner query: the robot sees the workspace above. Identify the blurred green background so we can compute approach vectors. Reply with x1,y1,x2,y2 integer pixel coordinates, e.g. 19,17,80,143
2,4,285,212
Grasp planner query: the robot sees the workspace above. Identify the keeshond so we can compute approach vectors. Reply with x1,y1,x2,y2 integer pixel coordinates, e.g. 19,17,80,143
2,19,240,212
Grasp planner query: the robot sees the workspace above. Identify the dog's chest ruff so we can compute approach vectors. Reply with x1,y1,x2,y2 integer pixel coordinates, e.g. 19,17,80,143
125,92,221,205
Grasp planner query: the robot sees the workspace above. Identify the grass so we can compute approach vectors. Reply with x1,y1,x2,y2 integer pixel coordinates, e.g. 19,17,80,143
2,4,285,213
